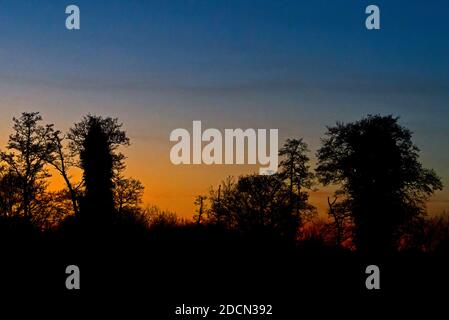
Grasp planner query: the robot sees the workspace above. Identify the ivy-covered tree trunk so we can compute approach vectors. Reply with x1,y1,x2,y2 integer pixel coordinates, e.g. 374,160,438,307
80,120,115,228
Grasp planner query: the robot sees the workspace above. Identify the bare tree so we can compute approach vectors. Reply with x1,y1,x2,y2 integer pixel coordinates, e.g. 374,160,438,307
193,195,207,225
114,177,144,214
47,130,81,216
327,196,351,247
0,112,55,218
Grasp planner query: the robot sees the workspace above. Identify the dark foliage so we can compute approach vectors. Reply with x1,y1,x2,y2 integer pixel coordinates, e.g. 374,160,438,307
79,116,115,228
316,115,443,255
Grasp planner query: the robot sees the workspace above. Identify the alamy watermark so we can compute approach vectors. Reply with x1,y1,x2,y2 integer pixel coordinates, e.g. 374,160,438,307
64,4,379,32
169,121,279,175
65,5,80,30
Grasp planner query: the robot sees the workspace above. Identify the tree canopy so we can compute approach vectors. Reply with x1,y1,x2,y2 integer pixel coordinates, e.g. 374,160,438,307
316,115,442,254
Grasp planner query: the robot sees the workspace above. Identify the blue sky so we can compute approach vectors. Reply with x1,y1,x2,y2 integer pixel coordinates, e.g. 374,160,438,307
0,0,448,215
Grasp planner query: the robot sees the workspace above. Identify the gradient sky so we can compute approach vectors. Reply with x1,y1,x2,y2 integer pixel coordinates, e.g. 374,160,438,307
0,0,448,217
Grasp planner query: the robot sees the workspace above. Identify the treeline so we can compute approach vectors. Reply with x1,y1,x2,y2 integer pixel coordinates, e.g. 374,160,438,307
0,112,144,231
190,115,447,254
0,112,447,255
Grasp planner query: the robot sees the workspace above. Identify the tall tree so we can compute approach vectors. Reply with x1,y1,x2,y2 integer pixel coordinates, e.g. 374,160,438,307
316,115,442,254
278,138,315,223
77,116,116,226
0,112,55,218
68,115,135,228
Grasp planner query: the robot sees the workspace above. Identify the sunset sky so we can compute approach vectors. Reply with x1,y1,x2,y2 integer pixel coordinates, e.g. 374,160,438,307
0,0,448,218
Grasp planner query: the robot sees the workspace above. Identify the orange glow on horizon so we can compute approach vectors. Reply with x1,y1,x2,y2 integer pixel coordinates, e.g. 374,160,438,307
1,109,446,221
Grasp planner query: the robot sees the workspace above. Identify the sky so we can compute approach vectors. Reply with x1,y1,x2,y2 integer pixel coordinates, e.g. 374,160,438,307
0,0,448,217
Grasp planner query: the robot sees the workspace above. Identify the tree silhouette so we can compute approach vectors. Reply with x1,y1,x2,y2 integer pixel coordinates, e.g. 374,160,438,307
78,116,115,227
193,195,207,225
208,173,314,240
0,167,22,217
326,195,352,247
208,175,286,233
47,130,80,216
316,115,443,254
0,110,448,301
114,177,144,214
67,115,130,229
0,110,446,261
205,139,316,240
278,138,315,226
0,112,55,219
208,177,234,228
68,114,129,177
